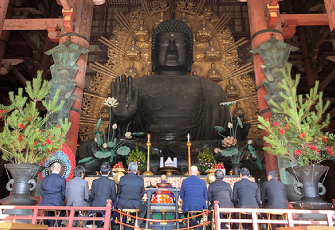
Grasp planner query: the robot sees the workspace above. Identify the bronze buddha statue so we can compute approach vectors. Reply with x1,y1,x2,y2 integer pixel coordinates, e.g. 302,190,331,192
111,20,229,152
78,20,237,173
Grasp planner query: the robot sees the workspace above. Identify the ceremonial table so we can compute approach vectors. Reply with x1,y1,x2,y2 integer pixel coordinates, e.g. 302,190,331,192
85,175,254,190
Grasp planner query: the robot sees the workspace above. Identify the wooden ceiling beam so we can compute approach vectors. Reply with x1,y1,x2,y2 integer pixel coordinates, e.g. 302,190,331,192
319,69,335,91
0,93,10,106
11,67,27,86
280,14,329,26
3,18,63,30
329,107,335,119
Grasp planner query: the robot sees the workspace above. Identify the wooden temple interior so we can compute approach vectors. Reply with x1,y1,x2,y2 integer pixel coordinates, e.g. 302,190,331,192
1,0,335,204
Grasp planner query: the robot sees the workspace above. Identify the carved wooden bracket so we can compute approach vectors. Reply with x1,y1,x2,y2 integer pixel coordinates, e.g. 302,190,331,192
266,4,279,29
62,8,76,32
281,20,297,39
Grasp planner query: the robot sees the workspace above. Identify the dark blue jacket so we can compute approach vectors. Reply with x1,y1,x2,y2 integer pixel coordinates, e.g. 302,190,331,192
40,173,66,206
261,179,288,209
117,172,145,210
180,175,207,212
233,177,261,208
90,176,116,207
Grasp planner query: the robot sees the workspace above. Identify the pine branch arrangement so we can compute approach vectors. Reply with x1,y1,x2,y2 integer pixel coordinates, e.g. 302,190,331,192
0,70,71,164
258,64,335,166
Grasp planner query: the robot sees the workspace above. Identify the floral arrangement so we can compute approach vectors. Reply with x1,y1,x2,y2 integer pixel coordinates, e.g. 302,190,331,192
0,70,71,164
79,97,144,164
195,147,216,172
126,145,146,171
258,65,335,166
214,102,262,169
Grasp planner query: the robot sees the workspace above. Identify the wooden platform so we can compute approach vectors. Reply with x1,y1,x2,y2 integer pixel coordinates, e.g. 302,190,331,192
279,227,335,230
0,223,48,230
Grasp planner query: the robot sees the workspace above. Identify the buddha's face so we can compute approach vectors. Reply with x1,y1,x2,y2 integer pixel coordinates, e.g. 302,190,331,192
154,32,190,74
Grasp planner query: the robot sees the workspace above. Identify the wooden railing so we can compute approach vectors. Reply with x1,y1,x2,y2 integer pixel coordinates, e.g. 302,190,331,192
0,200,112,229
1,199,334,230
214,200,335,230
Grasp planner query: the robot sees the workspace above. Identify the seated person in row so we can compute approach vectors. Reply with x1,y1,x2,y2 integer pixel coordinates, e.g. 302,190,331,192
160,174,173,188
208,169,233,209
180,166,207,229
66,165,90,226
262,170,288,229
233,167,261,229
207,169,233,229
117,162,146,226
40,162,66,227
90,163,117,227
151,181,174,204
66,165,90,207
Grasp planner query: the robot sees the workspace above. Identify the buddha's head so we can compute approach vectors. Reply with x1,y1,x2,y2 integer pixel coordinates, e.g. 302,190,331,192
151,20,193,74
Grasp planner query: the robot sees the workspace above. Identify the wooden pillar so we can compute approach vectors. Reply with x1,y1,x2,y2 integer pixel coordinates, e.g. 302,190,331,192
247,0,282,175
0,0,14,72
0,0,10,38
325,0,335,31
298,27,319,87
59,0,94,156
36,0,59,80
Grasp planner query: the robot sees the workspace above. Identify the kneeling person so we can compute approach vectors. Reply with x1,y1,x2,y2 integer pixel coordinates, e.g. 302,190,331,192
117,162,146,226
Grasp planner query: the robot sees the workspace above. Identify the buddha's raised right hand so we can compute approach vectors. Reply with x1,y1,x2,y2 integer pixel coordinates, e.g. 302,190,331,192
111,74,139,125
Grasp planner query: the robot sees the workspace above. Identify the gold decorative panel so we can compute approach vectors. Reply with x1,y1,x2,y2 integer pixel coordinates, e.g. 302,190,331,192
79,0,261,142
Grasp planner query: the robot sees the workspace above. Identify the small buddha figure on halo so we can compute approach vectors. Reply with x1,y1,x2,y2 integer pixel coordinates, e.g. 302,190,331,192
134,19,149,42
204,40,221,62
156,12,166,27
180,12,191,28
125,62,137,78
233,102,246,118
196,19,212,42
207,63,221,82
226,79,240,99
125,40,141,61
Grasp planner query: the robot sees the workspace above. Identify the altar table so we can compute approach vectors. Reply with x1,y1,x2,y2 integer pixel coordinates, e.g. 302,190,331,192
85,175,254,190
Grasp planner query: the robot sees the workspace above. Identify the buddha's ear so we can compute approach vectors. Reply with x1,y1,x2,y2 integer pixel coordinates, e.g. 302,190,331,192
151,51,156,72
188,57,193,73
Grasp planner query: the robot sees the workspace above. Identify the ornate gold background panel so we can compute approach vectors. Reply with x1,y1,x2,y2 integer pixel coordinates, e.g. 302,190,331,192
79,0,261,142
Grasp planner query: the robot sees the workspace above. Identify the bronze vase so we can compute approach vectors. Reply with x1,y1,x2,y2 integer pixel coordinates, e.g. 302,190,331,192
286,165,332,210
230,162,243,176
1,163,43,206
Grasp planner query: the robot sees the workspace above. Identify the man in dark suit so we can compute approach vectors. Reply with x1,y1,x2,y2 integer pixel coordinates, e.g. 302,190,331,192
262,170,288,228
40,162,66,227
233,167,261,229
117,162,146,228
208,170,233,209
180,166,207,229
208,170,233,229
90,162,116,227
